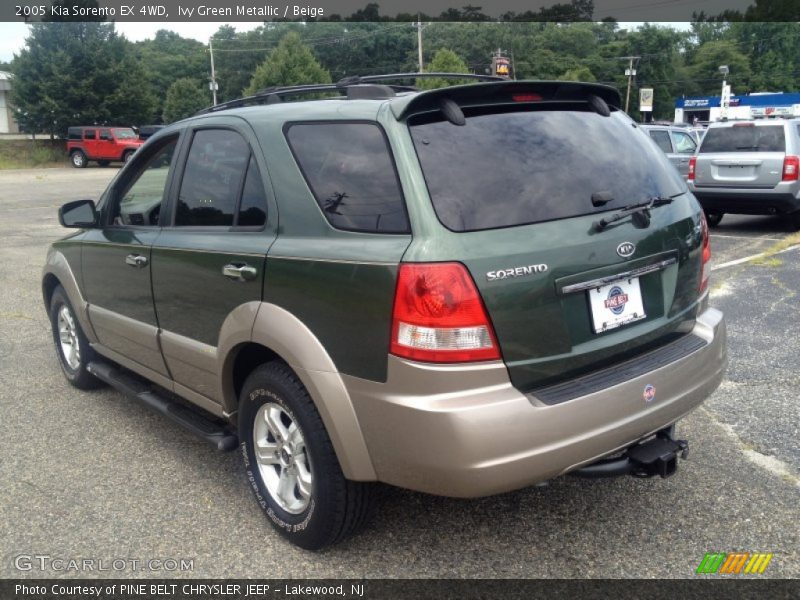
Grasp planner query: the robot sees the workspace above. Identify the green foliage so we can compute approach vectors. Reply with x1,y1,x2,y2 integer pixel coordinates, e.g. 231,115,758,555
559,66,595,82
417,48,470,89
243,32,331,96
0,140,65,170
10,22,156,137
689,40,751,95
162,78,209,123
136,30,208,122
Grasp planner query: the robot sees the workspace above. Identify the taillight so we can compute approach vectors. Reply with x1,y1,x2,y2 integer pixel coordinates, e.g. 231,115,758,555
390,263,501,363
699,212,711,293
782,156,799,181
688,156,696,181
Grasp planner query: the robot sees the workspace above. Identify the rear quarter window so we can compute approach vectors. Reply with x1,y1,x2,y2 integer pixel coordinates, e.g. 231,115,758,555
285,122,410,234
699,125,786,153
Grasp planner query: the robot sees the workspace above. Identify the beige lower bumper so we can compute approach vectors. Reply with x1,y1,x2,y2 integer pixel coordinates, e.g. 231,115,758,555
346,307,726,497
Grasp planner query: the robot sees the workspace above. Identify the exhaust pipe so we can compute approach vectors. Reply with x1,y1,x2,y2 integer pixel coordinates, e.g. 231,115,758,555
573,427,689,479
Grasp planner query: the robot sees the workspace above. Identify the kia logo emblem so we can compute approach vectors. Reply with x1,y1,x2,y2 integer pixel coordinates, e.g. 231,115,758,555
617,242,636,258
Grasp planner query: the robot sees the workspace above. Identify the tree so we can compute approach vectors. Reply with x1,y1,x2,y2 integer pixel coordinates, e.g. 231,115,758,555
11,22,156,137
559,65,596,82
418,48,471,89
243,32,331,96
689,40,751,95
163,78,208,123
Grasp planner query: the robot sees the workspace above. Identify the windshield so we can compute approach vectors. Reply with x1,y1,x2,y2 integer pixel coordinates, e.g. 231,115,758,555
113,128,138,140
409,108,685,232
699,125,785,153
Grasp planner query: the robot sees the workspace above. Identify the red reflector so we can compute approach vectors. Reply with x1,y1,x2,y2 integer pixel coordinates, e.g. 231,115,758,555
782,156,799,181
390,263,501,363
688,156,696,181
512,93,542,102
699,212,711,293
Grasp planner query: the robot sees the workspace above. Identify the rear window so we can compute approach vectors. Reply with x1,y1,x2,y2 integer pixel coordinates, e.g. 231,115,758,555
699,125,785,153
409,108,684,232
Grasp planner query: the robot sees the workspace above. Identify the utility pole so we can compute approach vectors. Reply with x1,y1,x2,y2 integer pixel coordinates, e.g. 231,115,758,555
209,37,218,106
412,17,425,71
622,56,640,114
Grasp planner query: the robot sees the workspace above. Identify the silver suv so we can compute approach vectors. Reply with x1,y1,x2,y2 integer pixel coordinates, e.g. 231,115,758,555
688,118,800,228
640,124,698,178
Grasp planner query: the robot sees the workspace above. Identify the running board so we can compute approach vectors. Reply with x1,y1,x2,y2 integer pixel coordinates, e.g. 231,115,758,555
87,361,239,452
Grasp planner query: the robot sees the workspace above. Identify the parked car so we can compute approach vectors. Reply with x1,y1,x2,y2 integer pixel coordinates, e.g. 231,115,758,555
688,118,800,228
136,125,165,141
640,123,698,178
44,76,726,550
66,126,144,168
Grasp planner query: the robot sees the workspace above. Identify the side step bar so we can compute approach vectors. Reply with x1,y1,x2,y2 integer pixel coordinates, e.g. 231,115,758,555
572,427,689,479
87,361,239,452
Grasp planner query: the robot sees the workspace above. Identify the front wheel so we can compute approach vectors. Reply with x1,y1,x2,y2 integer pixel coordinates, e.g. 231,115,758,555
49,286,103,389
122,150,135,163
70,150,87,169
239,362,375,550
704,210,724,227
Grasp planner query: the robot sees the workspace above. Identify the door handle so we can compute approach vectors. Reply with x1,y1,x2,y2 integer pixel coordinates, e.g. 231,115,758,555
222,263,257,281
125,254,148,268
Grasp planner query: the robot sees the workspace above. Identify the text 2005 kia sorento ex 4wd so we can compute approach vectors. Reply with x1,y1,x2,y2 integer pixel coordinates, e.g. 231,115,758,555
43,76,726,550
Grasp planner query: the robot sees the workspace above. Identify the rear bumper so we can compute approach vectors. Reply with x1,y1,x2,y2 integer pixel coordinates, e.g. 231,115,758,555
689,183,800,214
345,307,726,497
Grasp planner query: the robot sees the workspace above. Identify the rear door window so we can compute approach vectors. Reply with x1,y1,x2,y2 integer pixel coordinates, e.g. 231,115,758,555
648,130,673,153
409,108,684,232
699,125,785,153
672,130,697,154
285,122,409,234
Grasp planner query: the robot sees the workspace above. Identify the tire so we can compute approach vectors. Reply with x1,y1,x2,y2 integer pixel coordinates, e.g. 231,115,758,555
122,150,135,163
70,150,87,169
98,160,111,167
704,210,723,227
49,285,103,389
239,361,375,550
790,211,800,232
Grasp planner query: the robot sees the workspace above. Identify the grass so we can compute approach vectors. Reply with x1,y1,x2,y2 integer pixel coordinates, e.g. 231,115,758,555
748,230,800,266
0,139,68,169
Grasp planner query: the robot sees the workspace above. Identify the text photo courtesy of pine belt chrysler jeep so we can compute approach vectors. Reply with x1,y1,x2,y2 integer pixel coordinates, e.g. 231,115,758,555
67,126,144,168
44,76,727,550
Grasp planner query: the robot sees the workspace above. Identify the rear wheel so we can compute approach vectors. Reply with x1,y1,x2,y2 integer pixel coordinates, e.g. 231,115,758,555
70,150,87,169
239,361,375,550
49,286,103,389
790,211,800,231
704,211,723,227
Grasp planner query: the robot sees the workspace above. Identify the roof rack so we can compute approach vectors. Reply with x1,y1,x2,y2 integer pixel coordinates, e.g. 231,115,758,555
194,72,507,115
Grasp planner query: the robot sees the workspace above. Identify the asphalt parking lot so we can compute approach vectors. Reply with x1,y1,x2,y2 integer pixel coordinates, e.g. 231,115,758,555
0,167,798,579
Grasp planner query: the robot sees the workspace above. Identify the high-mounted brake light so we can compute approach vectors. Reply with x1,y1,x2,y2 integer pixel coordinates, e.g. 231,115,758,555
512,93,543,102
782,156,799,181
688,156,697,181
699,212,711,293
390,263,501,363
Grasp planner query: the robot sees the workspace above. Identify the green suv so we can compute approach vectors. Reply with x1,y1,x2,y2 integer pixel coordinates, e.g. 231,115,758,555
43,76,727,550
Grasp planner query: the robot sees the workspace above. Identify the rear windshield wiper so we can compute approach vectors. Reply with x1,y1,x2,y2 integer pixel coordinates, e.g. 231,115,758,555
593,196,674,232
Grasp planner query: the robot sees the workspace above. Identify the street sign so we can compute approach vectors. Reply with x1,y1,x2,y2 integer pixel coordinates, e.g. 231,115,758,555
640,88,654,112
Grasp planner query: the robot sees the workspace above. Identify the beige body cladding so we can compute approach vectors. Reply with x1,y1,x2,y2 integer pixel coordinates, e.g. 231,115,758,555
43,249,727,497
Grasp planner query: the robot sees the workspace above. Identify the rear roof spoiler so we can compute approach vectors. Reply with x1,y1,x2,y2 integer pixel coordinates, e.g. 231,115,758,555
390,80,622,121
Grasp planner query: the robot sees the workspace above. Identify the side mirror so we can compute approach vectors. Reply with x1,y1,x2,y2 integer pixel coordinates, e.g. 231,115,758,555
59,199,98,228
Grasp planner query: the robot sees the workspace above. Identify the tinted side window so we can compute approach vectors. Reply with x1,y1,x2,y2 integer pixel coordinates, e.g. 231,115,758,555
113,137,177,227
238,156,268,227
99,128,112,141
672,131,697,154
700,125,785,153
648,130,673,153
176,129,250,227
286,123,409,234
84,129,96,140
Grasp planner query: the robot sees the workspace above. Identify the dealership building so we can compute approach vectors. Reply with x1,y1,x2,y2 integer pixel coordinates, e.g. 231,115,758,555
674,91,800,124
0,71,20,134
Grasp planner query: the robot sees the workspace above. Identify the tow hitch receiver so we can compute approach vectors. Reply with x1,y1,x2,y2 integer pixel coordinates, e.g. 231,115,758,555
573,428,689,479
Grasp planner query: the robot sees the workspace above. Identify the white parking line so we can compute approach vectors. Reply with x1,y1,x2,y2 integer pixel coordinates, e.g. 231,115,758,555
710,234,783,242
711,244,800,271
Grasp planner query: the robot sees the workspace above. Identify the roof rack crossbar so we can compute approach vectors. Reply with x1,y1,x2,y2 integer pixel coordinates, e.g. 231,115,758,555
338,72,506,85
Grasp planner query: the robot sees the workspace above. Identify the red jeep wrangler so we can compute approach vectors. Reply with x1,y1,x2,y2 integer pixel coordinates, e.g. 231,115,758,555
66,126,144,168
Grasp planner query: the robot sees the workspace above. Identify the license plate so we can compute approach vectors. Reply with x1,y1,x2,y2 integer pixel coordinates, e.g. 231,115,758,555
588,277,646,333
